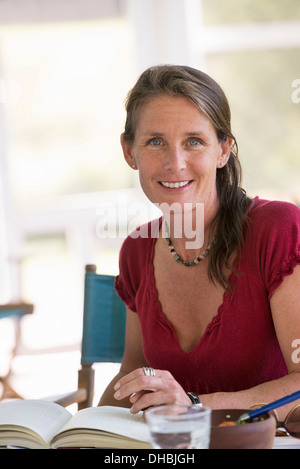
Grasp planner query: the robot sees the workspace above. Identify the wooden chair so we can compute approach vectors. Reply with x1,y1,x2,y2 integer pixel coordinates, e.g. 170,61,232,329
55,264,126,409
0,302,34,400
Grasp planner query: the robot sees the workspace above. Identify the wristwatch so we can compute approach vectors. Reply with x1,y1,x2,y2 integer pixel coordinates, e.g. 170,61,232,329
187,392,202,406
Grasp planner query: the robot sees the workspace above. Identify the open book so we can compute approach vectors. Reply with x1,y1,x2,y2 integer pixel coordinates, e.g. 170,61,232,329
0,399,152,449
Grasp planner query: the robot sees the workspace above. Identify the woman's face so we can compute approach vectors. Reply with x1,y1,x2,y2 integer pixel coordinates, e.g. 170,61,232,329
121,95,231,220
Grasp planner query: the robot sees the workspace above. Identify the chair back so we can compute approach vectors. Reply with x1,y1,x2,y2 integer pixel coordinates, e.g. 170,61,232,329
0,303,33,320
81,265,126,365
53,265,126,409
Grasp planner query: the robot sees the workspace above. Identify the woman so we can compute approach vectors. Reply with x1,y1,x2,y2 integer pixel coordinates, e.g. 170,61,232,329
99,65,300,419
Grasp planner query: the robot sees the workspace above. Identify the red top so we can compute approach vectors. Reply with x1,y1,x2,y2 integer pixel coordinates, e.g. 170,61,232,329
115,198,300,395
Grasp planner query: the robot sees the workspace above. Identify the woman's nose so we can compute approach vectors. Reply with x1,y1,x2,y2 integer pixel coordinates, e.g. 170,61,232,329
163,145,186,172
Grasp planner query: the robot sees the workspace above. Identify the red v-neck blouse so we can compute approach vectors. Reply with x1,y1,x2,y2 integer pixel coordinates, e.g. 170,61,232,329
115,198,300,395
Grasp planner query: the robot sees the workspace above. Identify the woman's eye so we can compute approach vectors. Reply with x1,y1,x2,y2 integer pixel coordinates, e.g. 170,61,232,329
188,138,201,146
149,138,162,146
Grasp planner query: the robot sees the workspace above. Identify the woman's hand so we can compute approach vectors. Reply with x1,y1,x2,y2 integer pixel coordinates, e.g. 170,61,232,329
113,367,191,413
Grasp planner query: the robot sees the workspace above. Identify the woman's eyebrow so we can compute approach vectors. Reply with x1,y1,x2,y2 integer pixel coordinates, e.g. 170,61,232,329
141,131,208,137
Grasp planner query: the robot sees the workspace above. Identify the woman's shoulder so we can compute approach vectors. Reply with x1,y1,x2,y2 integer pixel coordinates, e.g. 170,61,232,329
245,196,300,252
119,217,161,263
244,197,300,297
249,196,300,226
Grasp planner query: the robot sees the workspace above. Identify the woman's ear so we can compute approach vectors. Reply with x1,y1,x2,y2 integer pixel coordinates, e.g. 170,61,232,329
218,136,232,168
120,133,138,169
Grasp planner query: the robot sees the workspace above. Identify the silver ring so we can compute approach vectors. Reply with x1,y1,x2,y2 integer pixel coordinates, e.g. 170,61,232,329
143,367,155,377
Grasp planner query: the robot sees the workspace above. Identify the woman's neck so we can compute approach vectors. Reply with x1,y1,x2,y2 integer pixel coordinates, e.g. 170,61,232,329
162,202,218,261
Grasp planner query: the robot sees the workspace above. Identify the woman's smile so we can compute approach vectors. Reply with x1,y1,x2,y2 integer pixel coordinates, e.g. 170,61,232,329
159,180,192,189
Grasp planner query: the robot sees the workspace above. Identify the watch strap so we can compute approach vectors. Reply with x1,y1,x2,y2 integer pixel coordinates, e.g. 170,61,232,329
186,392,202,405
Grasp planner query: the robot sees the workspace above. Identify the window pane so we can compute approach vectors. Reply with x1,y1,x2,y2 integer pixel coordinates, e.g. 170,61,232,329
202,0,300,25
206,48,300,198
0,20,137,209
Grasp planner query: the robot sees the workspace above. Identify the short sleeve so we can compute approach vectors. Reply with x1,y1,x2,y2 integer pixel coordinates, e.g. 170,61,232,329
114,219,159,312
257,201,300,299
114,238,138,312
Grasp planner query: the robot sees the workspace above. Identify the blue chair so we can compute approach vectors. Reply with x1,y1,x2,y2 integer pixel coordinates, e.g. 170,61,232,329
0,302,34,400
56,265,126,409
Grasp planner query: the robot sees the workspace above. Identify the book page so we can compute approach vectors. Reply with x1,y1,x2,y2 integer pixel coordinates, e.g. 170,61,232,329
0,399,72,445
54,405,151,443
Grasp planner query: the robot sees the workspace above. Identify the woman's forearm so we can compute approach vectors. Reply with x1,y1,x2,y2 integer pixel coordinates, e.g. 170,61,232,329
200,372,300,420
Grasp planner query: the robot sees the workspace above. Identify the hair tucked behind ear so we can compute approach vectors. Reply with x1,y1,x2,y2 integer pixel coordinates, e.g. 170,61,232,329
123,65,252,290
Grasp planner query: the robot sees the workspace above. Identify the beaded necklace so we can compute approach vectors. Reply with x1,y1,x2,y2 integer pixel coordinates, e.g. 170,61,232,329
164,222,214,267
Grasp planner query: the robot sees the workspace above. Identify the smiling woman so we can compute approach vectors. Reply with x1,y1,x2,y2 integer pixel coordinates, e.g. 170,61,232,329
121,66,248,289
99,65,300,421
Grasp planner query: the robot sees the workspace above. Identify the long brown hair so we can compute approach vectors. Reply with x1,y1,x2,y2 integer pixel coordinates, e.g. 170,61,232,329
123,65,251,289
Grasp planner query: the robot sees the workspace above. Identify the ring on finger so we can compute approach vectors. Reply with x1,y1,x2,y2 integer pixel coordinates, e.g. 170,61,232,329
143,367,155,377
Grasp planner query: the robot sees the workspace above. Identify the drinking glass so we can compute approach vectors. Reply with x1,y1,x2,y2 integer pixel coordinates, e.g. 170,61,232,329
145,404,211,449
